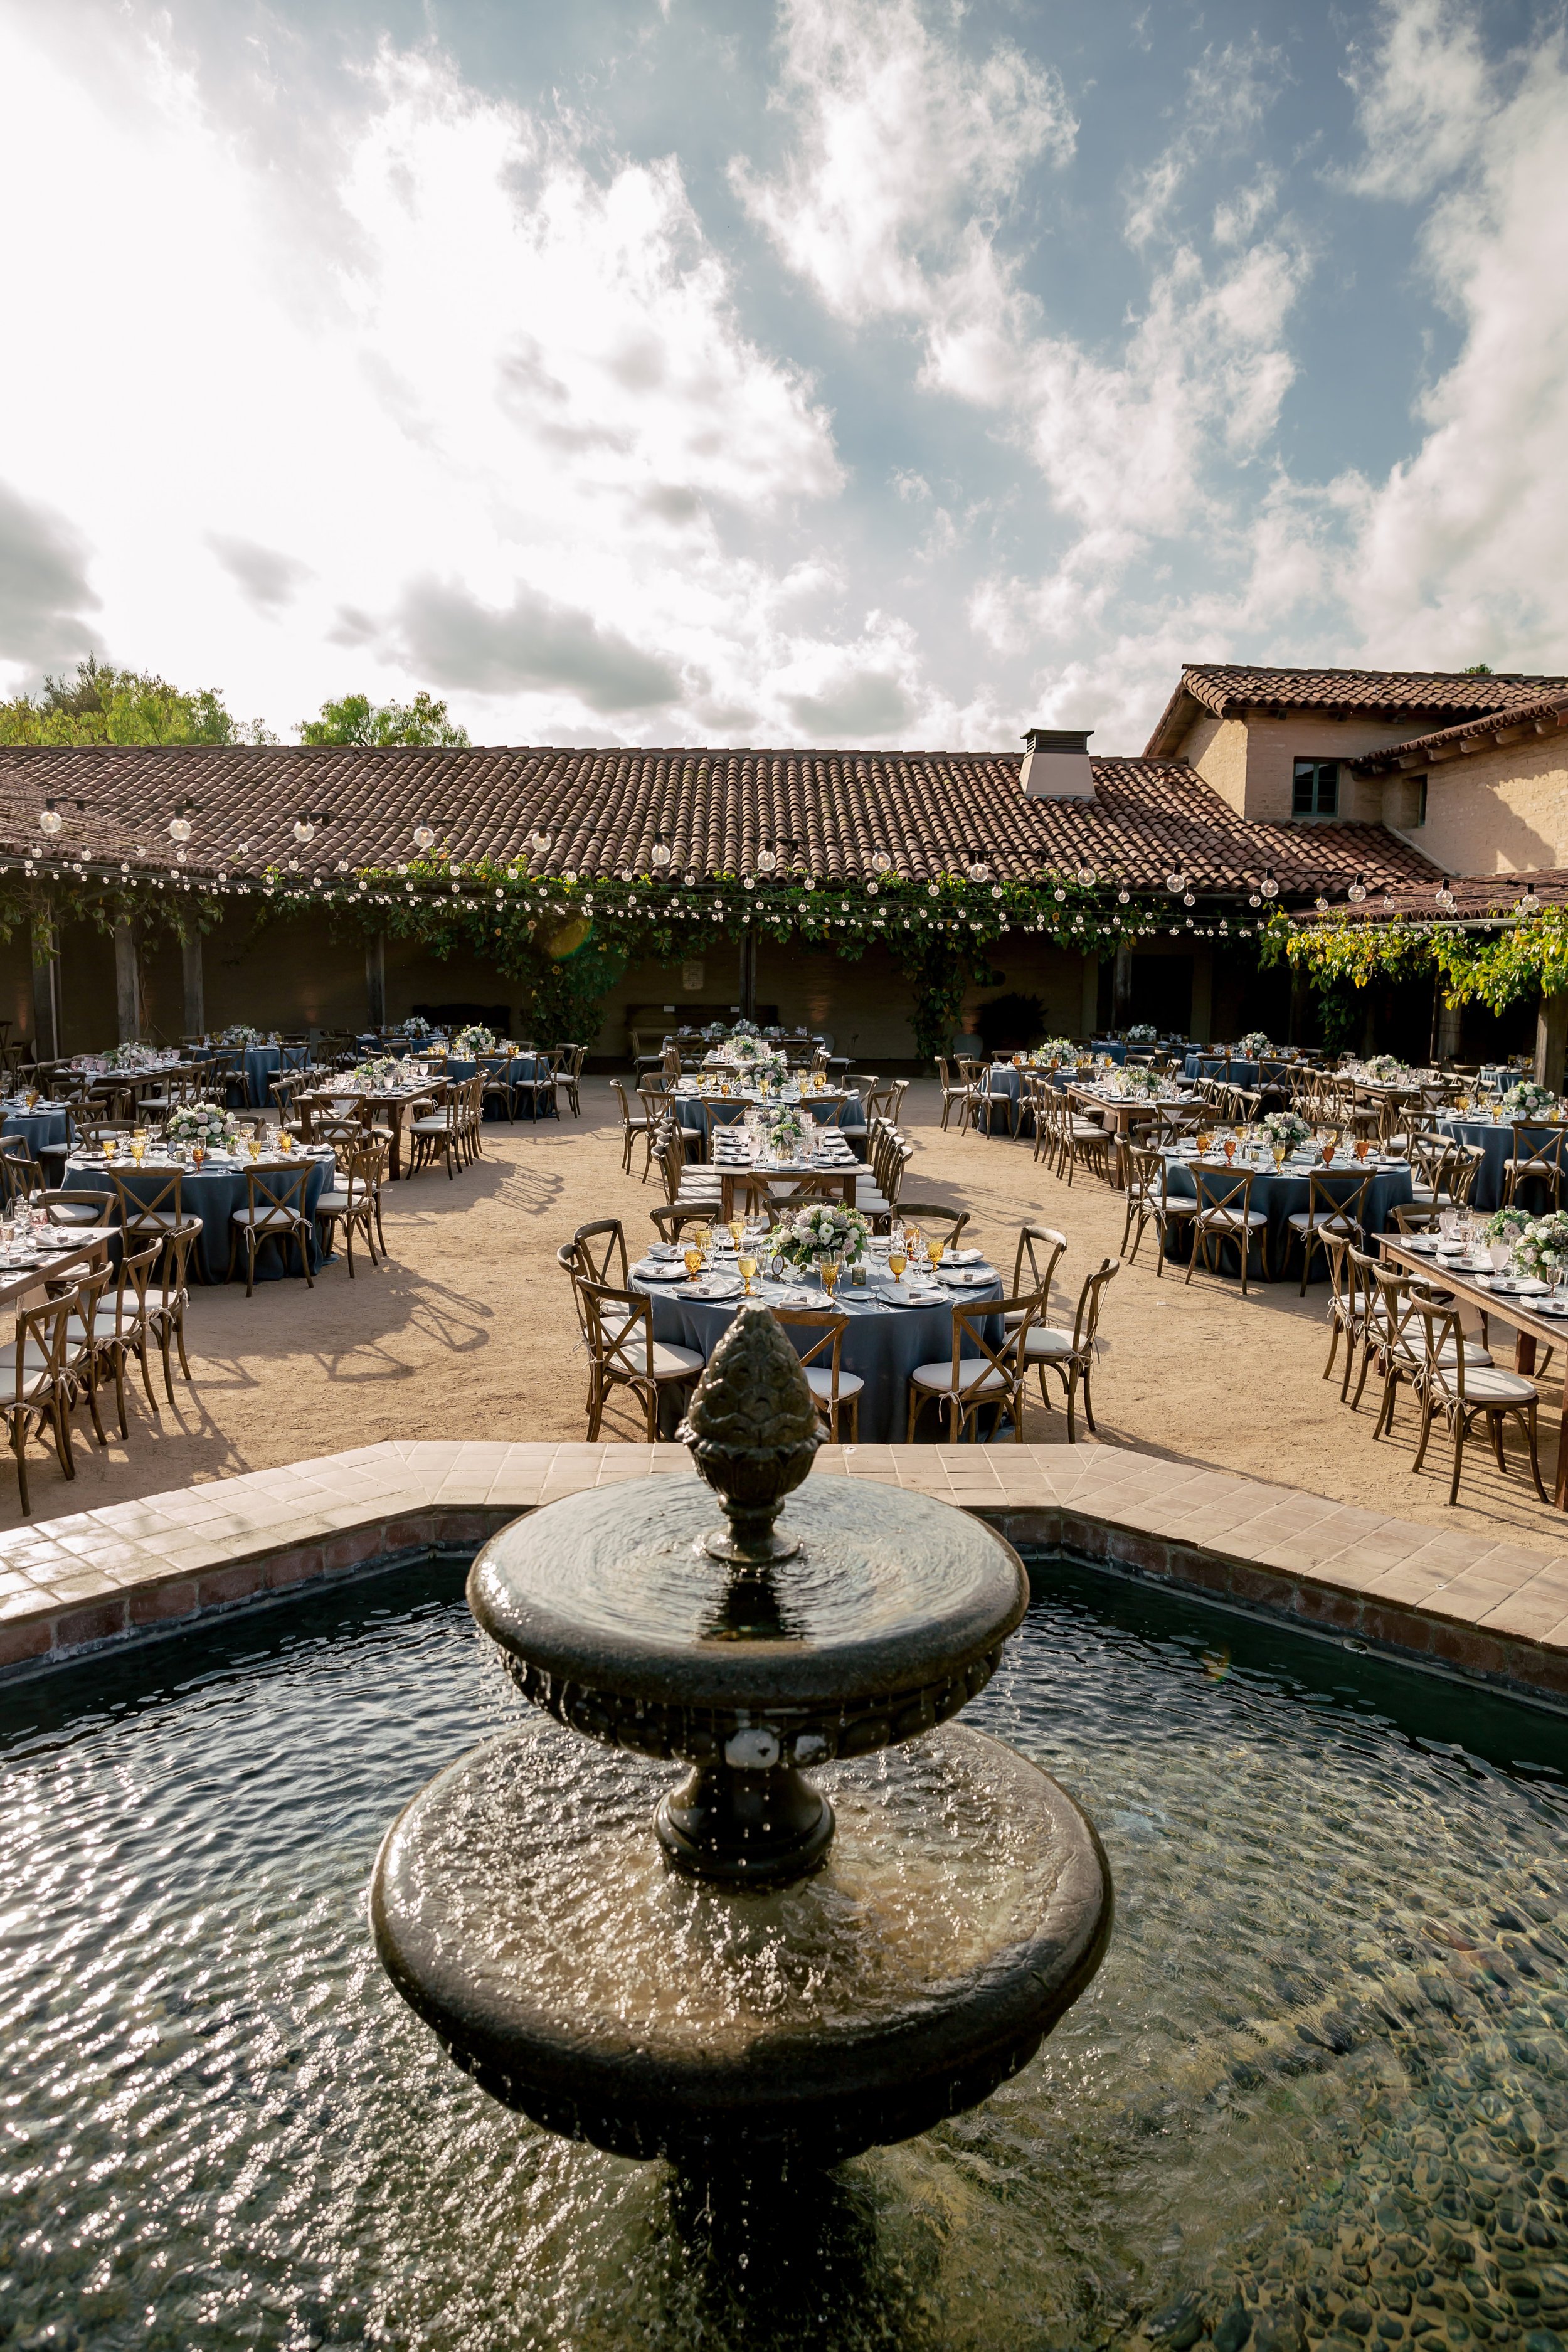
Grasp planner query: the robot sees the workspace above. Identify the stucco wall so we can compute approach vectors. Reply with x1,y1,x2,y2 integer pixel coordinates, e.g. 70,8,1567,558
1179,708,1443,824
1391,729,1568,875
1182,712,1250,814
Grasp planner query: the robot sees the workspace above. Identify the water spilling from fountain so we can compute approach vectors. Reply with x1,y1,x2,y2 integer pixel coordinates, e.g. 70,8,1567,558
371,1307,1113,2165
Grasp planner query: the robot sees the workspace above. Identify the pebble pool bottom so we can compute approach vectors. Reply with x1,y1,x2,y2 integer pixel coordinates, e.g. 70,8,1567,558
4,1554,1568,2352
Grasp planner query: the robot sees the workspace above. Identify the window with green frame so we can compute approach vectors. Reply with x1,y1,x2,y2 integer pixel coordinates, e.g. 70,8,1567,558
1292,758,1339,818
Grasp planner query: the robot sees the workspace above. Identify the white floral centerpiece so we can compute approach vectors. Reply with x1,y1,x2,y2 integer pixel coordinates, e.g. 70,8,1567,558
218,1024,261,1049
166,1099,238,1151
1364,1054,1411,1084
761,1104,810,1157
726,1038,789,1087
351,1057,401,1090
1514,1212,1568,1283
1481,1207,1532,1246
1261,1109,1311,1155
1027,1038,1076,1069
1500,1079,1560,1123
1120,1064,1165,1098
768,1200,871,1270
105,1043,161,1072
1239,1030,1271,1057
453,1023,497,1057
400,1015,433,1040
1125,1024,1157,1045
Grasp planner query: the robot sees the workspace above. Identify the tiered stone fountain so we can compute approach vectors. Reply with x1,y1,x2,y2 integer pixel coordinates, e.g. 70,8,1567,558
372,1307,1112,2168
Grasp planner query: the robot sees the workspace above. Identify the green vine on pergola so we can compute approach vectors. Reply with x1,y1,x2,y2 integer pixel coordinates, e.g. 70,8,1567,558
254,855,1272,1053
0,837,1288,1051
1261,906,1568,1017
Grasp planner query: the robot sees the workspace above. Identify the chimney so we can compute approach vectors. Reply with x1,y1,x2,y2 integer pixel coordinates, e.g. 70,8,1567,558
1020,727,1094,800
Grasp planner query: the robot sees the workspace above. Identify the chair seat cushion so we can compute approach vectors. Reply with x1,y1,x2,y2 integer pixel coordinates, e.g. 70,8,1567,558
1197,1207,1268,1228
1022,1325,1075,1360
802,1366,865,1402
1286,1211,1359,1234
125,1209,181,1229
231,1206,304,1228
0,1342,56,1399
909,1360,1009,1394
1444,1364,1539,1404
47,1203,103,1227
409,1118,457,1136
649,1342,703,1378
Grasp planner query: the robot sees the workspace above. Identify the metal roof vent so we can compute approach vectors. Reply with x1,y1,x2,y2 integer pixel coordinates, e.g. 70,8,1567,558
1020,727,1094,800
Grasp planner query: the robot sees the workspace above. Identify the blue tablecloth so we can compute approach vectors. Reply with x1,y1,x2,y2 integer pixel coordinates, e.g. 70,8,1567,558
1182,1054,1298,1088
443,1054,553,1119
632,1269,1003,1442
196,1044,310,1108
1088,1041,1128,1064
1433,1117,1564,1213
64,1153,334,1283
674,1094,867,1156
2,1105,72,1154
1163,1156,1414,1275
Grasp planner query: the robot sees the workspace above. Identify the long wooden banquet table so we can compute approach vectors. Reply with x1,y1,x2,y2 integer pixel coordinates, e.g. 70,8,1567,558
1380,1233,1568,1509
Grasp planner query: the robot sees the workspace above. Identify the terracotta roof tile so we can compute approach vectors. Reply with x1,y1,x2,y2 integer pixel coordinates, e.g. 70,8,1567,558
1350,692,1568,773
1143,664,1568,756
0,741,1438,901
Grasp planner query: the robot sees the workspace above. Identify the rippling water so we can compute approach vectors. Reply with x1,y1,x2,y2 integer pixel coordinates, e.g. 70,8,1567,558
4,1557,1568,2351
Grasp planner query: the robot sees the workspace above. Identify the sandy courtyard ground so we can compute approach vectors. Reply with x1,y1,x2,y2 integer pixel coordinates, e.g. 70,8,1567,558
9,1080,1565,1554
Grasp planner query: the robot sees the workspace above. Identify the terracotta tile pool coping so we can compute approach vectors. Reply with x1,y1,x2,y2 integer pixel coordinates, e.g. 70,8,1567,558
2,1441,1567,1703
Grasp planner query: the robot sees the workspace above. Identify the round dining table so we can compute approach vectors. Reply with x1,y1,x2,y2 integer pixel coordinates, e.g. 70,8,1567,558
443,1053,555,1119
2,1102,73,1155
1432,1115,1565,1213
1162,1150,1414,1274
630,1257,1004,1441
64,1148,337,1283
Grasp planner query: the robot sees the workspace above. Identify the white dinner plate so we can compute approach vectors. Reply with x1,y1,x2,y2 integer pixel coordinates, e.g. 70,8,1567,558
679,1278,742,1300
633,1262,686,1281
946,1248,985,1264
938,1266,997,1286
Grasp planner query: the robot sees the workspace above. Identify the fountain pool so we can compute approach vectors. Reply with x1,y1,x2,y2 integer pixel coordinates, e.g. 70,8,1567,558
4,1549,1568,2351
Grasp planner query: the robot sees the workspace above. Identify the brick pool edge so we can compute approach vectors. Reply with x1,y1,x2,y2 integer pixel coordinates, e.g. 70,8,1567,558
3,1441,1568,1703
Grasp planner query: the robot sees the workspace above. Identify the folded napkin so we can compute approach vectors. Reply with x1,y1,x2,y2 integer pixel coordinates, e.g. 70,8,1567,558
946,1247,983,1264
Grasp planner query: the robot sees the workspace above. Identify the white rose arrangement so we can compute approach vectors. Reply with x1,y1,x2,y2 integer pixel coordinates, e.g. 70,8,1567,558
1239,1030,1271,1057
453,1024,497,1056
1500,1079,1559,1123
768,1202,871,1269
166,1100,239,1150
1261,1110,1311,1155
1513,1212,1568,1283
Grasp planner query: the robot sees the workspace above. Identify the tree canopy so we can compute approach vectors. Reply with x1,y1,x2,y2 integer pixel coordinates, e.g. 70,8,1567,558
297,691,469,747
0,656,274,746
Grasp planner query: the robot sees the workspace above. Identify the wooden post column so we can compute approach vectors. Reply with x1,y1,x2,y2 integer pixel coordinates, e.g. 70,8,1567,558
181,930,205,1039
31,911,60,1060
366,931,387,1030
1535,988,1568,1090
114,920,142,1044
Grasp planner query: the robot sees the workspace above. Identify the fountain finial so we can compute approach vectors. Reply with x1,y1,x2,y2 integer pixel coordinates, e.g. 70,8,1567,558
679,1304,823,1563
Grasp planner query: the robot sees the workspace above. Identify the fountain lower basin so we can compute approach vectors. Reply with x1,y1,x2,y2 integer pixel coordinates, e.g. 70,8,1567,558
373,1715,1109,2166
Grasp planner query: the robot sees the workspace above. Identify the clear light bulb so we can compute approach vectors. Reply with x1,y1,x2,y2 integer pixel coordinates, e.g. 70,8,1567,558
413,824,435,851
38,805,63,836
168,815,193,842
293,817,315,844
651,842,672,869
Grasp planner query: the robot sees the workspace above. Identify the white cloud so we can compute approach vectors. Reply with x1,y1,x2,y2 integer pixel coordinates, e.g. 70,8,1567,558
1341,0,1495,201
1339,4,1568,673
732,0,1074,327
0,15,846,738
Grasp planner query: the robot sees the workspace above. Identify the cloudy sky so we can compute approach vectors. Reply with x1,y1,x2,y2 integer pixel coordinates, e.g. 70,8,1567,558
0,0,1562,753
